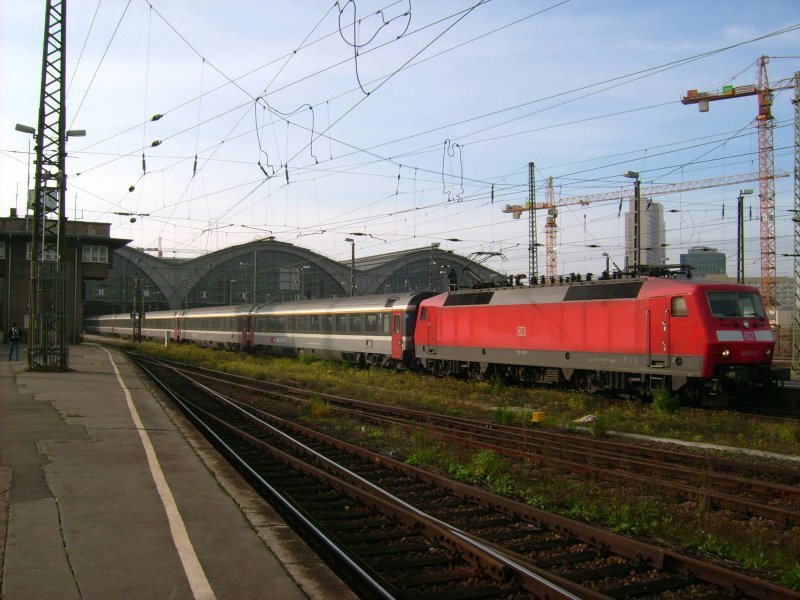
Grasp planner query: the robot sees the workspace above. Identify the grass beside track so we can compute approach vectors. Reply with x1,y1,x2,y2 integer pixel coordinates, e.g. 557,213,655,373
131,341,800,589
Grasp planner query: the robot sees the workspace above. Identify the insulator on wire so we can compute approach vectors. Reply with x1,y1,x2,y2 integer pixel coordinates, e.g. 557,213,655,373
142,153,146,174
151,114,163,121
193,155,197,177
151,140,161,147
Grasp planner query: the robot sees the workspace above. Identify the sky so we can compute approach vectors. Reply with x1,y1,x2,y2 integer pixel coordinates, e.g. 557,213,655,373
0,0,798,281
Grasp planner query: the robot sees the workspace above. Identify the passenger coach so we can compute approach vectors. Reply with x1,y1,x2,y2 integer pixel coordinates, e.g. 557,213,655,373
249,292,434,366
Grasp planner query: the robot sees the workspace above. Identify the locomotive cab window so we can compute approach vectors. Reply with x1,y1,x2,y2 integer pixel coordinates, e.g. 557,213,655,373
707,291,766,319
671,296,688,317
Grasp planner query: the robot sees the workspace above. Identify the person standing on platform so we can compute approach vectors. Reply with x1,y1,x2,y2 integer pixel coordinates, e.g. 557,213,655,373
7,322,21,361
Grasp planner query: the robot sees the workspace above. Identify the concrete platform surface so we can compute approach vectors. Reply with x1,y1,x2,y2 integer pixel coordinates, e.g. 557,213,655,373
0,343,357,600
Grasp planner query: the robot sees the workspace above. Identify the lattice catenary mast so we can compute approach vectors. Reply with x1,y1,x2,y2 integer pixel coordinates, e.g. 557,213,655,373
28,0,72,370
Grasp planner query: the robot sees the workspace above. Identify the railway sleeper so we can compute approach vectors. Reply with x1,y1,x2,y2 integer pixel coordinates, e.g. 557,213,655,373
599,574,702,598
396,568,483,587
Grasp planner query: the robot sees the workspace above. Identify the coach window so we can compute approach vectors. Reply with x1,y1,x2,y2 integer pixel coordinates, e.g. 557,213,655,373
298,315,308,331
335,314,348,332
322,314,333,332
350,314,362,332
365,313,378,333
671,296,688,317
383,314,391,334
393,314,401,334
310,315,320,331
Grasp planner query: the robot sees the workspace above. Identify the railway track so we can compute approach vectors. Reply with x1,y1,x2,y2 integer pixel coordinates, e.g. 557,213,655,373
133,354,800,526
133,354,800,600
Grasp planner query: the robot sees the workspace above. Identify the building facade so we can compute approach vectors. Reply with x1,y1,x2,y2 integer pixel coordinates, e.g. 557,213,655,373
0,211,130,343
680,247,727,278
84,240,502,317
624,199,666,269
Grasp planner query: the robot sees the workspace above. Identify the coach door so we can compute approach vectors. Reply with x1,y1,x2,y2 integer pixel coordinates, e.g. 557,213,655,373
647,297,670,368
240,315,250,348
391,311,403,360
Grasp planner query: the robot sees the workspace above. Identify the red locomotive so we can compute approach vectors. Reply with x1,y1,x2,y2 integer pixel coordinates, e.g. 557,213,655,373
414,277,775,404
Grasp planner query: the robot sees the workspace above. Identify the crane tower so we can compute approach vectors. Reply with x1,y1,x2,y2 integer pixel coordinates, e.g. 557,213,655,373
681,56,796,323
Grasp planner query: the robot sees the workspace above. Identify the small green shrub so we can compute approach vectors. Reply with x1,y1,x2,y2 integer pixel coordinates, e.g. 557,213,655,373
308,394,331,418
492,406,517,426
781,563,800,590
652,386,680,414
590,415,607,437
490,375,506,395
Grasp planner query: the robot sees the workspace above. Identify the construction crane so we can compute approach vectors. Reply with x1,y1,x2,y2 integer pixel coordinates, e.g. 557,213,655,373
681,56,797,322
503,170,788,280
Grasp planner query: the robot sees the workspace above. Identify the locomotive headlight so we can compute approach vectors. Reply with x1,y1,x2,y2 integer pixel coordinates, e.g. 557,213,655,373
765,347,772,357
721,348,730,358
742,320,750,328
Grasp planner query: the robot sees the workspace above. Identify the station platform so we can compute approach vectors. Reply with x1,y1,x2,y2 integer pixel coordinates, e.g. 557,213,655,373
0,343,357,600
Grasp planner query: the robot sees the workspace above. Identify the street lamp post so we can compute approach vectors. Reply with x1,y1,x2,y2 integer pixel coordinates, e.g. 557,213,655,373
345,237,355,296
14,124,35,212
229,279,236,305
428,242,440,290
296,265,310,300
737,189,753,284
624,171,641,274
